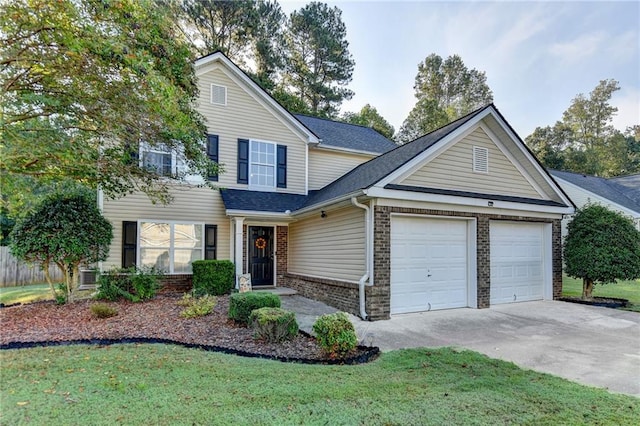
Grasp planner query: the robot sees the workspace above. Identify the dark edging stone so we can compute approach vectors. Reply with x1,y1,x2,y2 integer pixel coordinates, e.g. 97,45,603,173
558,297,630,309
0,336,380,365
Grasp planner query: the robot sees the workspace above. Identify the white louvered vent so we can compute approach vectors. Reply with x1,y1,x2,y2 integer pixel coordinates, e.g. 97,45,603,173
211,84,227,105
473,146,489,173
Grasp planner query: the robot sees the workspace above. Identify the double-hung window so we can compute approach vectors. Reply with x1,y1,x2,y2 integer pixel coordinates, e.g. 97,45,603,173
142,143,174,177
250,141,276,189
139,222,204,273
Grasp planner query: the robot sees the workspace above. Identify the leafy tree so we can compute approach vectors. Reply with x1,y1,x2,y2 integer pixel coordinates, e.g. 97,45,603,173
526,80,639,177
283,1,355,117
342,104,395,140
9,188,114,302
398,53,493,142
564,204,640,300
1,0,213,207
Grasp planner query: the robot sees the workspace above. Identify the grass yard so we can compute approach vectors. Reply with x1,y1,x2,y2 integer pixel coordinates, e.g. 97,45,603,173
1,345,638,425
563,275,640,311
0,283,53,305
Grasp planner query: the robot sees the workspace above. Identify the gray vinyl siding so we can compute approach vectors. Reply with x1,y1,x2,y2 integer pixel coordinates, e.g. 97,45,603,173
196,66,307,194
288,206,366,282
400,127,542,199
101,187,230,270
308,149,374,190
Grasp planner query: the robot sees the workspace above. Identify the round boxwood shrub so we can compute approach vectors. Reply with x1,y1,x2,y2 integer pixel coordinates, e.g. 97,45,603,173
228,292,281,324
249,307,299,343
192,260,235,296
312,312,358,358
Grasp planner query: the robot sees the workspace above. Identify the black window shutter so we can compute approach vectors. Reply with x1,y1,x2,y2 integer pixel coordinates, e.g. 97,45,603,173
126,142,139,166
237,139,249,184
207,135,219,181
122,221,137,268
277,144,287,188
204,225,217,260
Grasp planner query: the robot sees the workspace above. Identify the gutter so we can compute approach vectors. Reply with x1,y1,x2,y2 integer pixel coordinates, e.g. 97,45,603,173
351,197,371,320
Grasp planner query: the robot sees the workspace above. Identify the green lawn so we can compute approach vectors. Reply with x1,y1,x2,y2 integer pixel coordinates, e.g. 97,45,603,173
1,345,638,425
563,275,640,311
0,283,53,305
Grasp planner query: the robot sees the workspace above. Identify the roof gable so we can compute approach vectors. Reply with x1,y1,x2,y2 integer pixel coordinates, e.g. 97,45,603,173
294,114,397,155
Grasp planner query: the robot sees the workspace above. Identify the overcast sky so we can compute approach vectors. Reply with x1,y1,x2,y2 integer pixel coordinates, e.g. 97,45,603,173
280,0,639,139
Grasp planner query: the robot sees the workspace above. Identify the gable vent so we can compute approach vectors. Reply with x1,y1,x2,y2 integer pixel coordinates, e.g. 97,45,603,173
473,146,489,173
211,84,227,105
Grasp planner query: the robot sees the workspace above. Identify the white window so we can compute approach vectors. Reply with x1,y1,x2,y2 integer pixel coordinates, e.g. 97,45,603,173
139,222,204,273
473,146,489,173
141,143,187,177
211,84,227,105
250,140,276,189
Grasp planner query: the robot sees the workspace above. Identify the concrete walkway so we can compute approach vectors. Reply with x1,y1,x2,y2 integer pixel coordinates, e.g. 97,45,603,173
282,296,640,397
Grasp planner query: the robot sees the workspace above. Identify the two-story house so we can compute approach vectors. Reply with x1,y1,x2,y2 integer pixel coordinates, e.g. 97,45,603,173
101,52,574,320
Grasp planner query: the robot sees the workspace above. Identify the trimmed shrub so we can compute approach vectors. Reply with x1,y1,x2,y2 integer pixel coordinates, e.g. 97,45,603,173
95,266,162,302
228,292,281,324
179,294,217,319
312,312,358,358
249,307,298,343
90,303,118,319
192,260,235,296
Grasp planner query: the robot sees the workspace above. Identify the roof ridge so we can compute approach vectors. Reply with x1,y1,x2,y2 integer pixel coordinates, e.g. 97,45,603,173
294,113,385,133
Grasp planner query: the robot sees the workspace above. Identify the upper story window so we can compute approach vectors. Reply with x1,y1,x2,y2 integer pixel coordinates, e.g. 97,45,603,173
143,144,173,176
250,141,276,188
211,84,227,105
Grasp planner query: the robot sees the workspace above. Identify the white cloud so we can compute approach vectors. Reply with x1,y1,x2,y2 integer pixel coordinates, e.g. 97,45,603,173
611,87,640,132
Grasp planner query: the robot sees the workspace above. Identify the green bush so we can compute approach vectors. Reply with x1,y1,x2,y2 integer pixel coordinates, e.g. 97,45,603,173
192,260,235,296
249,307,298,343
90,303,118,319
179,294,217,318
95,267,162,302
228,292,281,324
312,312,358,358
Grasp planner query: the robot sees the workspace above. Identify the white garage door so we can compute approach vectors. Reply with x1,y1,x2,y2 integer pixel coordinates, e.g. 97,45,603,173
490,222,545,305
391,216,468,314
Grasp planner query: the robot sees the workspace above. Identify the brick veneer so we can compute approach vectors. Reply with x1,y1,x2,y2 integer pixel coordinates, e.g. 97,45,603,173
276,226,288,286
157,274,192,294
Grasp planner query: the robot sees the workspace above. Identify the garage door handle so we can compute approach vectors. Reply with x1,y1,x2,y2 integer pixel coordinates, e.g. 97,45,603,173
427,303,431,311
427,274,432,277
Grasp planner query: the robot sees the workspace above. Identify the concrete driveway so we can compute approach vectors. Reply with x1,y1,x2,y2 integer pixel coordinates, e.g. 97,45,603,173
351,301,640,397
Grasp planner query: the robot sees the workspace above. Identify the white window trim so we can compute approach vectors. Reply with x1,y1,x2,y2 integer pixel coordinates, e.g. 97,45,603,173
210,84,227,106
248,139,277,192
137,220,205,274
140,142,178,177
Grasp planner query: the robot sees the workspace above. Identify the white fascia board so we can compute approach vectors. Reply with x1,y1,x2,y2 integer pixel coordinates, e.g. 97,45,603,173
195,53,320,144
291,190,364,216
225,209,293,221
555,177,640,218
376,109,492,187
487,107,574,208
365,186,574,215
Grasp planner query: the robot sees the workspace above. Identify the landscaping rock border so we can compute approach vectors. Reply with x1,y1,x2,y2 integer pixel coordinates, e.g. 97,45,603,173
559,296,630,309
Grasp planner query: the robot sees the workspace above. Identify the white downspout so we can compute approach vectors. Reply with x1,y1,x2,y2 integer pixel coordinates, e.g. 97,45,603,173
351,197,370,320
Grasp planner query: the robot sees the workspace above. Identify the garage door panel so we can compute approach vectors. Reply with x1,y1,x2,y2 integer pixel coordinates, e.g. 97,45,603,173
490,222,546,305
391,217,469,314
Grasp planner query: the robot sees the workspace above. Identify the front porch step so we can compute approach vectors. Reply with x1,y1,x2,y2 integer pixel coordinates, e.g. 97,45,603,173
252,287,298,296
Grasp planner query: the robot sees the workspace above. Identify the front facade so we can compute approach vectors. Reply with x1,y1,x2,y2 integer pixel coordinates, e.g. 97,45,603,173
101,52,574,320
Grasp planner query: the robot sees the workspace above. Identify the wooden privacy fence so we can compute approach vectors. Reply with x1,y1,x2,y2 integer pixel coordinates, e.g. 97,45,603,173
0,246,64,287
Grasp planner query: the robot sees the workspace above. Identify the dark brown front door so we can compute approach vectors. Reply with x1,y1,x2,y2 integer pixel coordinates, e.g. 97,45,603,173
249,226,274,286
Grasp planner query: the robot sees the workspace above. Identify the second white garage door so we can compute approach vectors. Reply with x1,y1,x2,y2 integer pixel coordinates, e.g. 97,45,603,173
490,221,545,305
391,216,469,314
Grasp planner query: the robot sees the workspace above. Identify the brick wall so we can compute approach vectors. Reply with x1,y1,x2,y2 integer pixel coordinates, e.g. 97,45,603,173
157,274,192,294
276,226,288,286
284,272,367,317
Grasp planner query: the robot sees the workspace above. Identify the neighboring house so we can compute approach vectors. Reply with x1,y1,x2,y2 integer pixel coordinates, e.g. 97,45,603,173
549,170,640,234
100,52,575,320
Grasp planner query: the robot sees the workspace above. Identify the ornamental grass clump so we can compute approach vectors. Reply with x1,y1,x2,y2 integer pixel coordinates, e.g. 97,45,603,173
90,303,118,319
179,294,217,319
313,312,358,358
228,292,281,324
249,307,299,343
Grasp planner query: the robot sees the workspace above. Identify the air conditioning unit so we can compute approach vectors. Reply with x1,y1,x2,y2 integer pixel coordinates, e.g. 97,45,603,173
79,269,98,290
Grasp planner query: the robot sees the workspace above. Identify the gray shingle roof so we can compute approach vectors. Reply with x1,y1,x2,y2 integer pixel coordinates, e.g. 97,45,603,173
294,114,397,154
220,189,308,213
549,170,640,214
301,106,490,209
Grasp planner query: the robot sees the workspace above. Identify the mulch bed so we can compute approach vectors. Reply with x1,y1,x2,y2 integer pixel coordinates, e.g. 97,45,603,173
0,295,379,364
559,296,630,309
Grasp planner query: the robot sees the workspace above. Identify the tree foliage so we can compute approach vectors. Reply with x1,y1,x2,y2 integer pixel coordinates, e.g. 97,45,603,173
9,188,114,302
564,204,640,300
398,54,493,142
525,80,639,177
1,0,214,207
282,1,355,118
342,104,395,140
